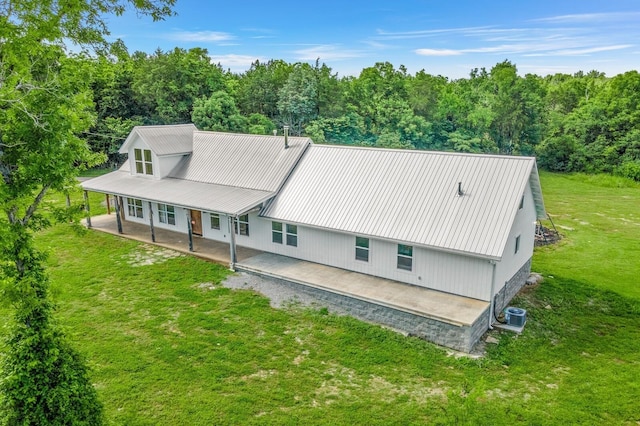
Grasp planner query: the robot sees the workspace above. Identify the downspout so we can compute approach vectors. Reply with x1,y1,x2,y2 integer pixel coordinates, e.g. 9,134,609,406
488,260,497,329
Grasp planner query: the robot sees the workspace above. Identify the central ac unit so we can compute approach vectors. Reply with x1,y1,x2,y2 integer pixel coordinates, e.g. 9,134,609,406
504,307,527,327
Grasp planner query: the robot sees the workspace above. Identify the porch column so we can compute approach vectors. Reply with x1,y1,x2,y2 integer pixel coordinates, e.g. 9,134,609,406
148,201,156,243
228,215,237,271
83,191,92,228
113,195,123,234
186,210,194,252
106,194,111,215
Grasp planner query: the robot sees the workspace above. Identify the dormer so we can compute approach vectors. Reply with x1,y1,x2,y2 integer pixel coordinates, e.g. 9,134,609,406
119,124,197,178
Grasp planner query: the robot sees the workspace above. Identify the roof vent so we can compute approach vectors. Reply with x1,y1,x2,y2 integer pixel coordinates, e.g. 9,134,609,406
273,129,277,136
283,125,289,149
457,182,464,196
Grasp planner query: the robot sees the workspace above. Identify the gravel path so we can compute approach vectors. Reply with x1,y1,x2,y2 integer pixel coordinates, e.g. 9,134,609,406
221,271,350,315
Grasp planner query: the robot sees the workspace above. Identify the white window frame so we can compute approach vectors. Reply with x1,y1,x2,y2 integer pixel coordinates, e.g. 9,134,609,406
127,198,144,219
272,221,283,244
210,213,221,230
397,244,413,271
234,214,249,236
355,236,369,262
134,148,153,175
157,203,175,225
286,224,297,247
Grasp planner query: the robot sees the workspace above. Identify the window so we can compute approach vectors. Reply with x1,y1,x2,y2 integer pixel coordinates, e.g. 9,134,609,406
397,244,413,271
286,224,297,247
210,213,220,230
519,194,524,210
234,214,249,236
272,221,283,244
134,148,153,175
127,198,143,219
515,235,521,254
355,237,369,262
157,203,175,225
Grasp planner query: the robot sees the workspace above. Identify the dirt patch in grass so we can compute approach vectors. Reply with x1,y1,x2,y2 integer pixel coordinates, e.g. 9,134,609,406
120,244,183,267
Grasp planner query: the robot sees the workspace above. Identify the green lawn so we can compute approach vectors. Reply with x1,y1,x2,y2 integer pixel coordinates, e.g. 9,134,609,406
2,173,639,425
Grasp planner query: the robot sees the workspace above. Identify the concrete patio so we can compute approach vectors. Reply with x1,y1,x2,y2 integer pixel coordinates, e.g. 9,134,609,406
87,213,490,351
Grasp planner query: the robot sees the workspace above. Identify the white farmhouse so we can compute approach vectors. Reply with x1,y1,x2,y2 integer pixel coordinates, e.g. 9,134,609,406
82,124,546,352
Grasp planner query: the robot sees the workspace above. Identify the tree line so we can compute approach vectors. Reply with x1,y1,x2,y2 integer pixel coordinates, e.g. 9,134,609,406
84,46,640,180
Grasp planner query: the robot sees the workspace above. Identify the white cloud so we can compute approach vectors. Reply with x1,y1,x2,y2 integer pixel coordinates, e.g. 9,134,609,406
294,44,363,61
415,48,462,56
524,44,633,57
533,12,640,24
209,54,266,72
170,31,234,42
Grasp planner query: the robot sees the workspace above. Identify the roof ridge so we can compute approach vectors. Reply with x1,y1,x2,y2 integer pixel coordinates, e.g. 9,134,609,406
310,143,535,160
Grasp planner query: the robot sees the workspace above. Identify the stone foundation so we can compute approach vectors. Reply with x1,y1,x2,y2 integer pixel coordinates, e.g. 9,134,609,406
238,270,489,353
494,258,532,313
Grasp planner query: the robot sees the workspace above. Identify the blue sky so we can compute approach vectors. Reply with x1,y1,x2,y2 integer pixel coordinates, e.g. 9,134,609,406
107,0,640,78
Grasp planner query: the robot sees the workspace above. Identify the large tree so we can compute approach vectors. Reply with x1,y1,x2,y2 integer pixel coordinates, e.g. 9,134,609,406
0,1,174,424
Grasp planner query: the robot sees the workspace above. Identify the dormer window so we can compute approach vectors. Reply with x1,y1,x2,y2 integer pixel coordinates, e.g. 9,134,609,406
134,148,153,175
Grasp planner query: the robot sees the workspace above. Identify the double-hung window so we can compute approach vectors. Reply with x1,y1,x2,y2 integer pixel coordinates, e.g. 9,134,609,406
272,222,283,244
157,204,175,225
134,148,153,175
127,198,143,219
286,224,297,247
210,213,220,230
234,214,249,236
397,244,413,271
355,237,369,262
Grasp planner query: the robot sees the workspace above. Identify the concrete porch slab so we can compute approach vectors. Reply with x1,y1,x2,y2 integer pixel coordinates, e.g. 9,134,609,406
237,253,488,327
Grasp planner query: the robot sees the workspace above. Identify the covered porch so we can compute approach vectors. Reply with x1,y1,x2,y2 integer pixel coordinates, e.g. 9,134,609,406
86,213,490,351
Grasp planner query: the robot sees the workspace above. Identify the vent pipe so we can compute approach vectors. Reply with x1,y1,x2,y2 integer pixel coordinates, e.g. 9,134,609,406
273,129,277,136
458,182,464,196
283,125,289,149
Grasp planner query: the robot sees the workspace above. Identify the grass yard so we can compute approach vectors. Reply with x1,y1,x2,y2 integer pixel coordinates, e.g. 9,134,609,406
1,173,639,424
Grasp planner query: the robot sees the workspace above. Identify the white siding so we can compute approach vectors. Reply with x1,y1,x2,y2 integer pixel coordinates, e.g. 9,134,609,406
241,213,493,301
157,155,186,178
494,181,537,293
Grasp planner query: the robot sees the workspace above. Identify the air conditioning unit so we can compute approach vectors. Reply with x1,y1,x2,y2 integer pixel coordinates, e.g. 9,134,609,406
504,307,527,327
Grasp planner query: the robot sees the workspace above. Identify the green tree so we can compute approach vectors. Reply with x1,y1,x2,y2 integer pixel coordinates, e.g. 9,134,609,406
192,91,248,132
236,60,293,119
277,63,318,135
133,47,225,124
0,1,174,424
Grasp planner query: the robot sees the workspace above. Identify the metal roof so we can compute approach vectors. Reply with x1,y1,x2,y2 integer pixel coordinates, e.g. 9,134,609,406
261,144,546,260
169,131,312,192
81,170,272,215
118,124,197,156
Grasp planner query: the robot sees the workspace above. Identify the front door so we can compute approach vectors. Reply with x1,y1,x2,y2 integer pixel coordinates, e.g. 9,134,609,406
190,210,203,236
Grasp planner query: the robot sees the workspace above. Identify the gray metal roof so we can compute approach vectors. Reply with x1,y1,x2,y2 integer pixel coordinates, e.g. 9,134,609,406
81,170,272,215
118,124,197,156
261,145,546,260
169,131,312,192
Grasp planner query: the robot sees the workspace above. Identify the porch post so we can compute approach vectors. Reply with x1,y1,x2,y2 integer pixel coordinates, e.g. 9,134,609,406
148,201,156,243
186,209,194,252
83,190,92,228
228,215,237,271
113,195,123,234
106,194,111,215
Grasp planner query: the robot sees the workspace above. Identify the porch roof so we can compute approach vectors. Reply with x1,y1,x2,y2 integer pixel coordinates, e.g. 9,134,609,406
81,170,273,216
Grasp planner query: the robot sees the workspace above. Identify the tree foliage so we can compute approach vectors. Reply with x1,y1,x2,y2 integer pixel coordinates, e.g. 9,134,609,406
0,1,175,424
